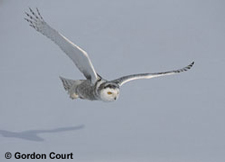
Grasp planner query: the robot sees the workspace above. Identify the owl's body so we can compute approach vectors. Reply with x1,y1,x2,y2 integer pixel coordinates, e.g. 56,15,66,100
59,77,98,100
60,76,120,102
25,8,194,102
76,80,97,100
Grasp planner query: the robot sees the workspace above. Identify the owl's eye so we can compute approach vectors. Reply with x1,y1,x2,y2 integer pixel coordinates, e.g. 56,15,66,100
107,92,113,95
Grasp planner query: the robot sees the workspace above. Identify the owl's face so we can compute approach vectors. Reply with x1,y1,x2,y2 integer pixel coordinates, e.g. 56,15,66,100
98,83,120,102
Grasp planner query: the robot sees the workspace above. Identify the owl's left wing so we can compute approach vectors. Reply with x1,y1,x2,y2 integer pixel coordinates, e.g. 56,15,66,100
112,62,194,86
24,8,98,84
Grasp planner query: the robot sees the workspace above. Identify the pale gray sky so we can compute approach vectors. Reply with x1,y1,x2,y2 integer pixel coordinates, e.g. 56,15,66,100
0,0,225,161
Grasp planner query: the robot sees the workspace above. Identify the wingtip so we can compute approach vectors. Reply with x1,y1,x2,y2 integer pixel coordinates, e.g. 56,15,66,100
28,7,32,13
185,61,195,70
25,11,29,16
36,7,40,13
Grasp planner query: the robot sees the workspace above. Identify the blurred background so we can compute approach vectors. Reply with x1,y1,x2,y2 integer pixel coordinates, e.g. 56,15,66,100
0,0,225,161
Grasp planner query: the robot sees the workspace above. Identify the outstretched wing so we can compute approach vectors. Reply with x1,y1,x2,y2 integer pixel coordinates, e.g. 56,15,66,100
112,62,194,86
25,8,98,84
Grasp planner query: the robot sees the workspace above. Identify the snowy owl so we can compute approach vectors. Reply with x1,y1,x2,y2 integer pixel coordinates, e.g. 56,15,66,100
25,8,194,102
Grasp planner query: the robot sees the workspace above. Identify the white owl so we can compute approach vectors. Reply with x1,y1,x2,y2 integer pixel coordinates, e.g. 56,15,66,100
25,8,194,102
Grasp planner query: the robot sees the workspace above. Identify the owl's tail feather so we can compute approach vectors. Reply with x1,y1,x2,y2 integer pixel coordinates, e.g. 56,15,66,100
59,76,83,99
59,76,76,91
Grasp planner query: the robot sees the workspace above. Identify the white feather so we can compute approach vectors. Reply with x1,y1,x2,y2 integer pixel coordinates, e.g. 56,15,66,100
25,8,98,84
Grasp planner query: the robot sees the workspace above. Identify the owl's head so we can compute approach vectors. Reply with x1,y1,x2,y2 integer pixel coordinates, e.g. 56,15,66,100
98,82,120,102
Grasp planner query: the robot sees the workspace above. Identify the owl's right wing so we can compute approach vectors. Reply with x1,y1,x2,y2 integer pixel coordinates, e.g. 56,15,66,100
112,62,194,86
25,8,98,84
